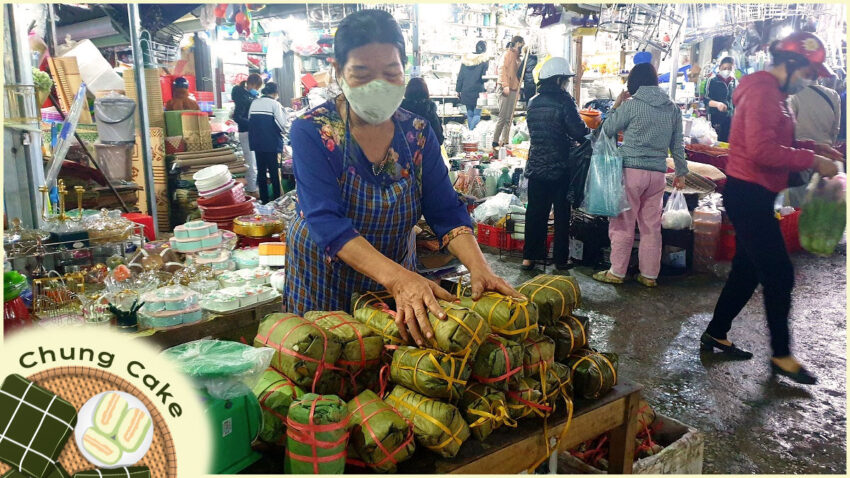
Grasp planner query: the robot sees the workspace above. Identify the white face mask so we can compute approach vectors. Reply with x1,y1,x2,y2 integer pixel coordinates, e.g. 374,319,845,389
718,70,732,79
339,77,405,125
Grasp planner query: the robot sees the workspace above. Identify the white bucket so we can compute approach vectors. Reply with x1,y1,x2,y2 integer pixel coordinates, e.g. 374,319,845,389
94,95,136,144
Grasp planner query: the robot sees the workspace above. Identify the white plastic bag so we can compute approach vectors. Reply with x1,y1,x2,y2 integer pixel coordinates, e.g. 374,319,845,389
473,192,524,225
661,190,692,230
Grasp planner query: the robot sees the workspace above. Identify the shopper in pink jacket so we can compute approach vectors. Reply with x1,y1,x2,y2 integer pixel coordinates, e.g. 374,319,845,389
701,33,843,385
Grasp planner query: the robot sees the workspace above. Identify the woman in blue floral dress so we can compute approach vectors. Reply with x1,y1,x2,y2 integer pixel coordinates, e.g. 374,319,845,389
285,10,520,346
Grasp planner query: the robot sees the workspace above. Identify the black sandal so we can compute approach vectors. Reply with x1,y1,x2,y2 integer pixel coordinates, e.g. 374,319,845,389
700,333,753,360
521,261,537,271
770,362,817,385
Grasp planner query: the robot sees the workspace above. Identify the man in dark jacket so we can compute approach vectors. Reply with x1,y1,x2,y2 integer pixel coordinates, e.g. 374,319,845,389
704,57,736,143
456,41,490,131
522,57,589,271
232,73,263,195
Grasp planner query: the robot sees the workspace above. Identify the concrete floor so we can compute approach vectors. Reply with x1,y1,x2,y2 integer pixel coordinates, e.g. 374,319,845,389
484,248,846,474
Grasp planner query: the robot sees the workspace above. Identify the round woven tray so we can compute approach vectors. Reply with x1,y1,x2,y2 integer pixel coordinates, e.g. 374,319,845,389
0,366,178,477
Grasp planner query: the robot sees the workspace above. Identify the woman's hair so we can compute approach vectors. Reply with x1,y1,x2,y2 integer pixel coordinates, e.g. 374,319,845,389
510,35,525,47
334,9,407,68
247,73,263,88
239,81,247,88
627,62,659,95
261,82,278,96
475,41,487,54
404,77,430,101
719,56,735,67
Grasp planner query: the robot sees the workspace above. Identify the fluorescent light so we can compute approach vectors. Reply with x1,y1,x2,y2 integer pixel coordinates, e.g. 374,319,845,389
702,9,721,29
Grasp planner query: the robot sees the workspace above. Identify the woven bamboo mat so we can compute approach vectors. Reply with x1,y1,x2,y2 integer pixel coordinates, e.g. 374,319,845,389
0,366,178,477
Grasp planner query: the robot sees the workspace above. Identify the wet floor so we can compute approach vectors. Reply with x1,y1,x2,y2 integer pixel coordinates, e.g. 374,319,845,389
485,249,847,474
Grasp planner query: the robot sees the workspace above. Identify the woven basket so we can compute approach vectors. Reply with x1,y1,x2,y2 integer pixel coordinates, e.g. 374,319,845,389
0,366,178,477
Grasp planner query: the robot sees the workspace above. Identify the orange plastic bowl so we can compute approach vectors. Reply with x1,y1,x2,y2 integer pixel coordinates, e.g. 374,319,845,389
580,109,602,129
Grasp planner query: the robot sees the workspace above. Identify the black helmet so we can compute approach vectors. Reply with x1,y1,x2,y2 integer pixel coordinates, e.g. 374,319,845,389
173,77,190,89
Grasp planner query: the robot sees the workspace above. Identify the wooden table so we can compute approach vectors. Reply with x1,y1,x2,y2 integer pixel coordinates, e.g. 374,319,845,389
396,381,643,474
136,298,281,349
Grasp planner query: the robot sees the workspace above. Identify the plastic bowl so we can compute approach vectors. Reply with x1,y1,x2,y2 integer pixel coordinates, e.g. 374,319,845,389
197,183,246,208
199,197,256,217
193,165,232,192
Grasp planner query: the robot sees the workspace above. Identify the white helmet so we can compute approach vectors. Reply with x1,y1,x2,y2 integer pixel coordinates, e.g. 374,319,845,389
538,57,574,79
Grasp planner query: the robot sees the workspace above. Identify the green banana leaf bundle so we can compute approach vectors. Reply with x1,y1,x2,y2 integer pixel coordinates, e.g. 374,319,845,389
390,346,471,401
284,394,349,474
252,367,305,445
470,334,524,391
341,367,383,400
540,362,573,412
304,311,384,372
426,301,491,357
351,291,405,346
542,314,590,361
521,332,556,378
566,348,619,400
346,390,416,473
254,313,344,393
460,383,514,441
517,274,582,325
506,377,549,420
385,385,470,458
458,293,539,341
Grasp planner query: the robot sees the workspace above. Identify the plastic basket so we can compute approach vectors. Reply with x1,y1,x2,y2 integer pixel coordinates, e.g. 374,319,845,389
476,223,506,248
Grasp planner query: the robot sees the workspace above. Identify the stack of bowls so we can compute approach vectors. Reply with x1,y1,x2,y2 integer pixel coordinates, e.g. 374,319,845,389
194,165,255,231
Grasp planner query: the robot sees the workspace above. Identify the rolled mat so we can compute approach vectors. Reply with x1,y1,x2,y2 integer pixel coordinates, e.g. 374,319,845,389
304,311,384,373
517,274,581,326
254,313,344,394
385,385,470,458
351,291,405,346
389,346,471,401
566,348,619,400
506,377,550,420
346,390,415,473
252,368,305,445
284,394,349,474
460,383,514,442
521,332,556,379
470,334,524,391
458,293,539,341
541,314,590,361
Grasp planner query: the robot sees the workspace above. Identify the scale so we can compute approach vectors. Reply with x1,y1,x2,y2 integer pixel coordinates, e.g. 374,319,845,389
162,341,265,474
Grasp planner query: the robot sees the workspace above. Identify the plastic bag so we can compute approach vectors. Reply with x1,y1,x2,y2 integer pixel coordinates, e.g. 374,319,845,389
472,192,524,225
661,190,692,230
688,117,717,146
799,172,846,256
162,339,274,399
580,134,630,217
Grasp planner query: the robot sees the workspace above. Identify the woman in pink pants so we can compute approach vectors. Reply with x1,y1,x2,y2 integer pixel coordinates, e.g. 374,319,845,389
593,63,688,287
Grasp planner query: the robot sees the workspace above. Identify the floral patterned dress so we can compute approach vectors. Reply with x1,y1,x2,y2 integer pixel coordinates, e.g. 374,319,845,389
284,100,473,315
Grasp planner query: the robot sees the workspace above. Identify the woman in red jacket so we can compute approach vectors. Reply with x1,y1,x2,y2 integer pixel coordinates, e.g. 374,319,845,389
701,32,843,384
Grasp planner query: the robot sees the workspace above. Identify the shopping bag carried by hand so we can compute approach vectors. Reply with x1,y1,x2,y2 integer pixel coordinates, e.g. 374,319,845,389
661,190,692,230
580,133,630,217
799,172,846,256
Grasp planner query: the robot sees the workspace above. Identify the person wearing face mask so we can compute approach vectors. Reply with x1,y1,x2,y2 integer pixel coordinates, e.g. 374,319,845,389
521,57,589,271
705,57,737,143
285,9,521,346
701,32,844,385
493,36,526,150
232,73,264,197
248,82,288,204
593,62,688,288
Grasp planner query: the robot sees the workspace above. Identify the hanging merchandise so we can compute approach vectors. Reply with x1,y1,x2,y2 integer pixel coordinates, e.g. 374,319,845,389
799,173,846,256
580,133,630,217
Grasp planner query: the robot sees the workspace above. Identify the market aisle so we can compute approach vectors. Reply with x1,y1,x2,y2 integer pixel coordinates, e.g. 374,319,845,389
485,249,846,474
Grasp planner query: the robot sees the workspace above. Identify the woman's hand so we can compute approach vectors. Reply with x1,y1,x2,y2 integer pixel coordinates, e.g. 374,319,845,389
503,86,511,96
468,268,525,301
814,155,840,178
386,269,456,346
710,101,728,112
813,143,844,162
673,175,686,190
613,90,630,109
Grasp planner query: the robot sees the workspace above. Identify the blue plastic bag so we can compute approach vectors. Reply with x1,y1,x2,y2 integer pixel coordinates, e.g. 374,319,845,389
580,133,630,217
